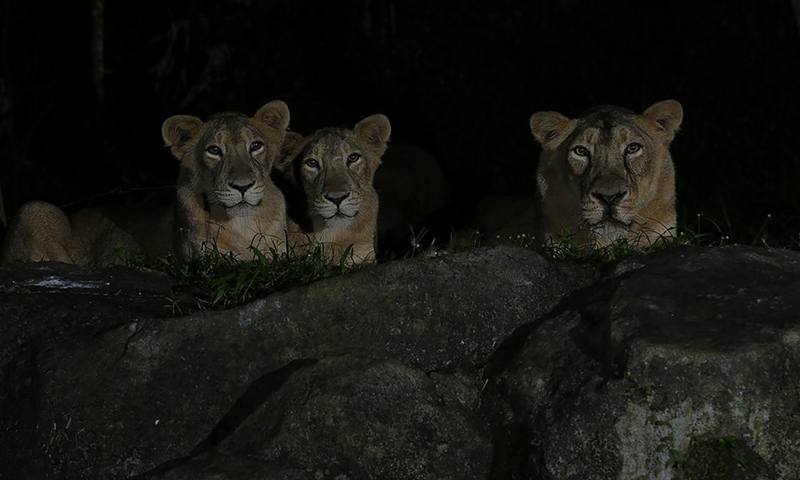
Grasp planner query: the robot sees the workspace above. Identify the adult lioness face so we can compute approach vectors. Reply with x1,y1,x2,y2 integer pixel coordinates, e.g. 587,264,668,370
530,100,683,247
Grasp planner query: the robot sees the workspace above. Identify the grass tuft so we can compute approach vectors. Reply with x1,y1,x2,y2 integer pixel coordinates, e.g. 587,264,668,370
531,219,737,263
540,229,669,263
119,239,359,312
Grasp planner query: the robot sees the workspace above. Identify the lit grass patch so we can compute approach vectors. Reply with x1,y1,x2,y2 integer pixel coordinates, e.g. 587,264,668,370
541,229,671,263
541,221,734,263
120,240,359,311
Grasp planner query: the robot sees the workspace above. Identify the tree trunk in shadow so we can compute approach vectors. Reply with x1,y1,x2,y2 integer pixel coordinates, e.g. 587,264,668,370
793,0,800,36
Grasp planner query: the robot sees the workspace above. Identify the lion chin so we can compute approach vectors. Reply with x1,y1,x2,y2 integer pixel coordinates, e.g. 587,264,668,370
222,201,261,217
322,212,357,229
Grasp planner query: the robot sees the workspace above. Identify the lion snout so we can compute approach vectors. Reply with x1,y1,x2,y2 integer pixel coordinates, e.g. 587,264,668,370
591,189,628,207
229,180,255,196
324,191,351,207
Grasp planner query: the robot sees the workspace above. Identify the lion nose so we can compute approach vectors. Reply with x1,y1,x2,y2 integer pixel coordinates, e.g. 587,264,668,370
229,181,255,195
325,192,350,206
592,190,627,206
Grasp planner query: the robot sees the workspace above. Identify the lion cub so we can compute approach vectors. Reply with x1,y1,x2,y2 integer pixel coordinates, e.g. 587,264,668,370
2,101,292,267
530,100,683,248
162,100,291,261
276,114,391,264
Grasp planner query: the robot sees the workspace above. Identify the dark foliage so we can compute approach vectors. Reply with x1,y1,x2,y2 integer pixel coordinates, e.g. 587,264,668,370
1,0,799,248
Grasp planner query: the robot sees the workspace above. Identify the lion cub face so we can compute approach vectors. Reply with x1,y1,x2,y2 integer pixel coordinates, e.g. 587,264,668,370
162,101,291,260
530,100,683,247
163,101,290,219
283,114,391,231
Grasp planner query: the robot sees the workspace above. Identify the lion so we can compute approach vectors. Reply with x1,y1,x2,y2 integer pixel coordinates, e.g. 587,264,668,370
1,190,181,268
1,195,177,268
162,100,291,261
1,200,91,265
2,102,291,267
529,99,683,248
276,114,391,264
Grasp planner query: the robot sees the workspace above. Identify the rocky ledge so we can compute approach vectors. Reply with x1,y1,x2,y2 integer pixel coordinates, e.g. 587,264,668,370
1,245,798,479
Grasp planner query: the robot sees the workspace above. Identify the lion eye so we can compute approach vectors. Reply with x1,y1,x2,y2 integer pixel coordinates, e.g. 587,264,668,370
305,158,320,168
206,145,222,156
625,143,642,155
572,146,590,157
347,153,361,165
249,141,264,152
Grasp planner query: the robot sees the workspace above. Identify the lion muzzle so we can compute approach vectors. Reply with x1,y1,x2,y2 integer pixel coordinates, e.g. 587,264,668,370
591,190,628,207
324,191,351,207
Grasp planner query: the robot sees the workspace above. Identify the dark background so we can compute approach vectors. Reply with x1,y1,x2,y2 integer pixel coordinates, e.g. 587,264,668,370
2,0,799,253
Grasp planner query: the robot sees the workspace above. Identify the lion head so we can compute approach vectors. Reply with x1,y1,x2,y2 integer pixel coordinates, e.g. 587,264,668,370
162,100,291,260
277,114,391,264
530,100,683,247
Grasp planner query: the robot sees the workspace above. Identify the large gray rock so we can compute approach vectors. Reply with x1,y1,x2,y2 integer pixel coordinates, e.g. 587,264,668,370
216,356,491,480
488,245,800,479
0,246,593,479
2,245,799,479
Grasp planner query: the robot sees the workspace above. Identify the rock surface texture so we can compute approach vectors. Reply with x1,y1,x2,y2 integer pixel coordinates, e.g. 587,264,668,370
1,245,798,479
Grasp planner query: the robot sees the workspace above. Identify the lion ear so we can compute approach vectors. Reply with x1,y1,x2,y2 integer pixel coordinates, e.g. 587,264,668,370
643,100,683,143
275,131,306,175
530,111,575,150
162,115,204,160
254,100,291,132
354,114,391,156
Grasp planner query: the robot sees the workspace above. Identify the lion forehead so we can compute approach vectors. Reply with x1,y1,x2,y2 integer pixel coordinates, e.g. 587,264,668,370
574,112,642,142
305,133,359,161
607,125,637,146
205,118,263,145
571,126,602,147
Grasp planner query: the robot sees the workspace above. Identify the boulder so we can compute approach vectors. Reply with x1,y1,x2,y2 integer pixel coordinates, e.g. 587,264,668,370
0,246,593,479
486,245,800,479
1,245,799,479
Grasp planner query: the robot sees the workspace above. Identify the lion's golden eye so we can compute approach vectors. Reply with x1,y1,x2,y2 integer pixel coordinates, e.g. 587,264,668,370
572,146,590,157
305,158,320,168
249,141,264,152
347,153,361,165
625,143,642,155
206,145,222,156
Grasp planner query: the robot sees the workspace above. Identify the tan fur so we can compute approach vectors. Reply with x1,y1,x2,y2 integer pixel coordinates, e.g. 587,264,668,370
0,200,153,268
163,100,291,261
1,201,85,264
2,102,291,266
277,114,391,264
530,100,683,247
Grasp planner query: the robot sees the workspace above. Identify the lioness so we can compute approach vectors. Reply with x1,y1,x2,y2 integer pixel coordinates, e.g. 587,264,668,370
163,100,291,260
277,114,391,264
530,99,683,247
0,197,171,268
1,200,97,265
